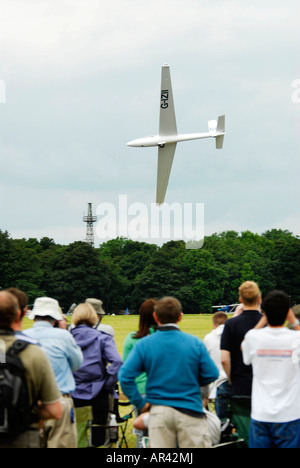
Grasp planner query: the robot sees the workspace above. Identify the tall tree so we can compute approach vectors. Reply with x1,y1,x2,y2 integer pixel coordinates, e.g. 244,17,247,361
40,241,103,311
0,230,10,289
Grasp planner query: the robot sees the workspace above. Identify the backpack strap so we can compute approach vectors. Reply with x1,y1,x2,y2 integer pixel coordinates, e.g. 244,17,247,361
0,331,30,359
1,340,30,378
7,339,30,357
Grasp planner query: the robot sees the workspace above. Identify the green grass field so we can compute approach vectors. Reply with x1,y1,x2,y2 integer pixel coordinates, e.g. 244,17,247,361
22,313,216,356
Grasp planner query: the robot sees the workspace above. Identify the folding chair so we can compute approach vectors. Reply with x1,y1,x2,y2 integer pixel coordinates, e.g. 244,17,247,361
75,406,93,448
89,399,133,448
74,384,133,449
212,418,245,449
113,388,134,448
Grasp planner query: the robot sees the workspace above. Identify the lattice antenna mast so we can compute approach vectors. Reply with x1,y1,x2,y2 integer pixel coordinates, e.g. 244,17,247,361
83,203,97,247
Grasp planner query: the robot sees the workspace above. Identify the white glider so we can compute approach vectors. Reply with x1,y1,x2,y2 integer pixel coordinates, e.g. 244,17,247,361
127,64,225,205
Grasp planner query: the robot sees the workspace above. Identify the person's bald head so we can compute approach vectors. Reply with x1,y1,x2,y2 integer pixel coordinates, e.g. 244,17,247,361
0,291,20,328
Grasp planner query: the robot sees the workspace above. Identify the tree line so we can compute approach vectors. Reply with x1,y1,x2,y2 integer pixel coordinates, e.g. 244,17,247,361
0,229,299,313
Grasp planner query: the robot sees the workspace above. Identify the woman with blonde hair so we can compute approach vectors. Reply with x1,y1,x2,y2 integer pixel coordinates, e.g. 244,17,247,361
72,302,98,327
71,303,122,447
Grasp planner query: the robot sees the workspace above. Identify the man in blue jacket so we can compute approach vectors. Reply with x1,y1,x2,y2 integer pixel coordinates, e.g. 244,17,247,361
118,296,219,448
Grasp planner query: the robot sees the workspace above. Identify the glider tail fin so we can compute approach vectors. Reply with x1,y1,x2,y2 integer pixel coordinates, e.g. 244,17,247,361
216,115,225,149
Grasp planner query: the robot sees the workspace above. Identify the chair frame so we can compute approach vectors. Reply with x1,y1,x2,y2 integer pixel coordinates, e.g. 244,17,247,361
75,399,133,448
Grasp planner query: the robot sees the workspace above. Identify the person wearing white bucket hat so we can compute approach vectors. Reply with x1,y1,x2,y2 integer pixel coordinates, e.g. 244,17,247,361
24,297,83,448
28,297,64,322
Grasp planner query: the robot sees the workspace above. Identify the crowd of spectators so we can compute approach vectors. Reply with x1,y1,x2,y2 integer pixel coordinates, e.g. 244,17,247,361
0,280,299,449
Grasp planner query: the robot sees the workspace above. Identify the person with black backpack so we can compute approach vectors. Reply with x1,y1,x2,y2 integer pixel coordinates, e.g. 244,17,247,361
0,291,62,448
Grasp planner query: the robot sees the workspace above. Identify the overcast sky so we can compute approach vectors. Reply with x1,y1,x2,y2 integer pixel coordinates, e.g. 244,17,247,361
0,0,299,246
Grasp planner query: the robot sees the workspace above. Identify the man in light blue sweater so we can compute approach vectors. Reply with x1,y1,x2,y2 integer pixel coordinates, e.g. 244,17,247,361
118,296,219,448
24,297,83,448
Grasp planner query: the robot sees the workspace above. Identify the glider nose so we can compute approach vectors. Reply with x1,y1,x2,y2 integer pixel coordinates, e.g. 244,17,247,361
127,139,139,147
127,138,146,147
126,136,157,147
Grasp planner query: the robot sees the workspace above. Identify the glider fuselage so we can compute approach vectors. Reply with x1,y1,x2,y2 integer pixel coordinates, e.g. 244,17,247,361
127,132,213,148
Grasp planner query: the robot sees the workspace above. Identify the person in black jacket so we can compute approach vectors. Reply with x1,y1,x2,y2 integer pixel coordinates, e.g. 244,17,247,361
221,281,262,447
